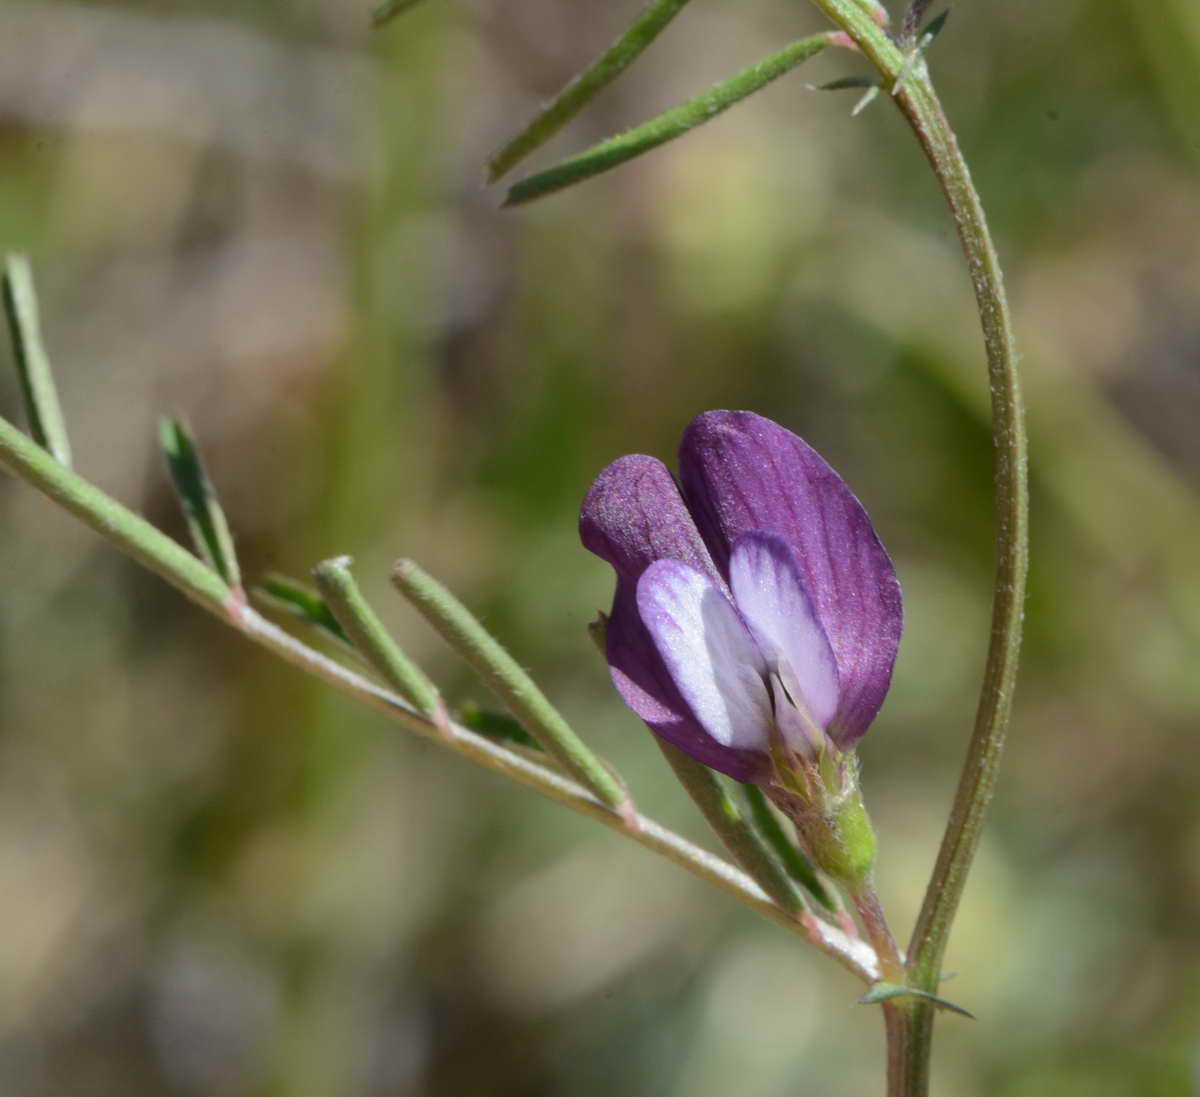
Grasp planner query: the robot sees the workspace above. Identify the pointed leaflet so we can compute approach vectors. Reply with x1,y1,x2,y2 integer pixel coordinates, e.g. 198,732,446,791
488,0,695,181
255,572,351,648
160,418,242,590
371,0,428,28
680,411,901,747
3,254,72,467
581,454,767,780
505,34,832,206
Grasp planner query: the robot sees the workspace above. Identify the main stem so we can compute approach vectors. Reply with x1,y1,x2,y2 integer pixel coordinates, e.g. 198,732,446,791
804,4,1030,1093
892,71,1028,1094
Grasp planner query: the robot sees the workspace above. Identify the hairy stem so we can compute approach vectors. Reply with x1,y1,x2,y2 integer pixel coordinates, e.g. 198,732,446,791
804,2,1029,1092
850,881,903,984
893,73,1027,1092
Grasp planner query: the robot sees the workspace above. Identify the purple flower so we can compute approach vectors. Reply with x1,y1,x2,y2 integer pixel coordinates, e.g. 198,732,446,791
581,410,902,784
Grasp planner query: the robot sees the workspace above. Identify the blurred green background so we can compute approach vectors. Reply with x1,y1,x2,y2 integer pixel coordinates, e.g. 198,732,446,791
2,1,1199,1094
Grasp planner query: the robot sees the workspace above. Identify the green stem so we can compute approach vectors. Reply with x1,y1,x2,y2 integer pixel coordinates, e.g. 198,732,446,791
803,3,1029,1093
0,414,232,613
848,880,910,1097
897,70,1028,1087
847,880,910,1096
0,412,878,981
849,881,903,985
487,0,695,180
3,254,73,468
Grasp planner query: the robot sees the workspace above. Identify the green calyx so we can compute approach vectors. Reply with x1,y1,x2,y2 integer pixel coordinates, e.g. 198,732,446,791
766,739,878,888
825,778,877,886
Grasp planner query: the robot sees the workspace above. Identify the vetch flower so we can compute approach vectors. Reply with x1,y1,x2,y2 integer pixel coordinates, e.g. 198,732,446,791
581,410,902,883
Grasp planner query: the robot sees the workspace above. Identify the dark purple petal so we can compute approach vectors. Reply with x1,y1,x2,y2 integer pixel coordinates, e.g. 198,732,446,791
728,531,840,732
679,411,902,746
638,559,772,753
581,455,768,781
580,454,719,584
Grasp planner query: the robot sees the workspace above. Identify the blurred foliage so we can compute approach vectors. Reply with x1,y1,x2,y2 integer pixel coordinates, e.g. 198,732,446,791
1,0,1199,1094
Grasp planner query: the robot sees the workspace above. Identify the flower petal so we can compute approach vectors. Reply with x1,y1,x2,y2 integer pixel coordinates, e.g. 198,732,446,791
580,454,719,583
680,411,902,746
581,455,767,780
729,531,840,732
637,560,772,753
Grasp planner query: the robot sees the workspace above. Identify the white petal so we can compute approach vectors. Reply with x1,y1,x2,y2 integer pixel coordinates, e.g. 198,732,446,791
729,531,840,731
636,560,772,751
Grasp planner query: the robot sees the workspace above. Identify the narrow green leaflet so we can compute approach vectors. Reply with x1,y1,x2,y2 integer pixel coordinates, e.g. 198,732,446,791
741,783,837,911
371,0,428,28
923,10,951,44
819,76,882,91
159,418,242,589
488,0,695,181
254,572,352,648
458,702,543,751
859,982,975,1019
505,33,832,206
393,558,630,812
658,741,808,917
2,254,72,468
313,556,443,719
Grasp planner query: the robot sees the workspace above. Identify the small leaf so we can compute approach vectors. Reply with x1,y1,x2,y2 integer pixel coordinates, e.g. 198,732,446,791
922,10,950,47
160,418,241,589
313,555,443,720
393,558,629,810
458,702,543,751
817,76,881,91
505,33,832,206
859,982,975,1019
371,0,428,28
2,254,72,468
488,0,695,181
741,783,837,912
255,573,350,647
